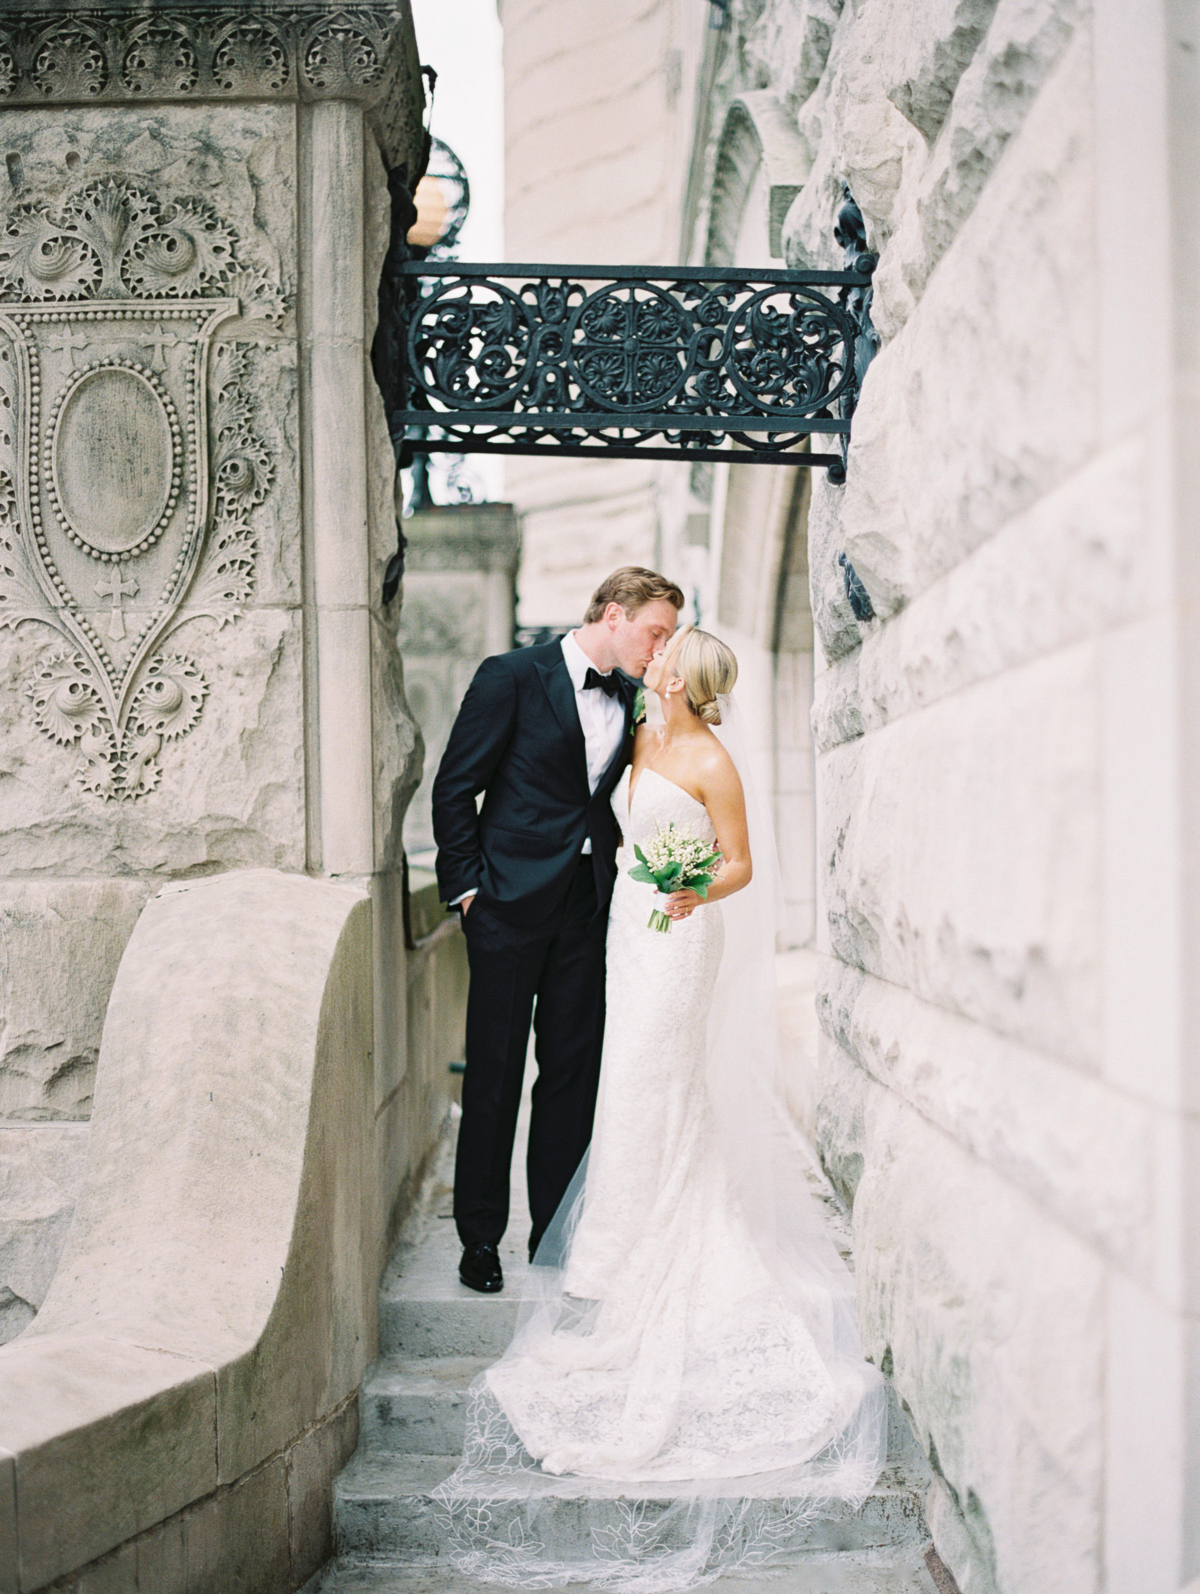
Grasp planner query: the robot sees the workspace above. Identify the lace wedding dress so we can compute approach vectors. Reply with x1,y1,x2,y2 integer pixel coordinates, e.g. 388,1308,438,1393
435,729,886,1590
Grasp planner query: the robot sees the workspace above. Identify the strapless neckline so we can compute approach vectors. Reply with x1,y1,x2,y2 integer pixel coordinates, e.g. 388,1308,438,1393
625,763,706,815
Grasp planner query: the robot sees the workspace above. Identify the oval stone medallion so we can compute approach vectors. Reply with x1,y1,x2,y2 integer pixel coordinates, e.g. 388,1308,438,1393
52,366,175,556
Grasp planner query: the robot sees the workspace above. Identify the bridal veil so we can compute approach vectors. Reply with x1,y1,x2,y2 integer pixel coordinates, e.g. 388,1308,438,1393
433,691,887,1590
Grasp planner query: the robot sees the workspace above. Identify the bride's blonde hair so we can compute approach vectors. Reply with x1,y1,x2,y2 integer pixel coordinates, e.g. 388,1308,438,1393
667,626,738,725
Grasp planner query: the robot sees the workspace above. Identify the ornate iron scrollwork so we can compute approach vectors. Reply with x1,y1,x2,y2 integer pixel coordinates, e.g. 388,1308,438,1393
393,261,873,471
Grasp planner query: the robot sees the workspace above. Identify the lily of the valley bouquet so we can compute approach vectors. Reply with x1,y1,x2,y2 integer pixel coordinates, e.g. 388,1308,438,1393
628,821,723,933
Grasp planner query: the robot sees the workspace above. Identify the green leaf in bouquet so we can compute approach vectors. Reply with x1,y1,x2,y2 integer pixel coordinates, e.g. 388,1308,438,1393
687,875,715,898
628,862,657,886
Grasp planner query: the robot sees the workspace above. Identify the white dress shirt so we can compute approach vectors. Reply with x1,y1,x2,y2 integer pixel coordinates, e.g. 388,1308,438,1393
560,630,626,806
449,632,626,903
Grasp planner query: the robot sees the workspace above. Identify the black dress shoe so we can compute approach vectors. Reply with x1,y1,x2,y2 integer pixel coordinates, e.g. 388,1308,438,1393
459,1242,503,1293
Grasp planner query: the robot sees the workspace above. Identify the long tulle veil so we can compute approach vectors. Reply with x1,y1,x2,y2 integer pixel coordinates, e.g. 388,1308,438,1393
432,691,887,1591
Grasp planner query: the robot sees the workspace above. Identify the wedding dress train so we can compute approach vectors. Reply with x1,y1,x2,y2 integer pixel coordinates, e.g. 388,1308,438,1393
435,738,886,1589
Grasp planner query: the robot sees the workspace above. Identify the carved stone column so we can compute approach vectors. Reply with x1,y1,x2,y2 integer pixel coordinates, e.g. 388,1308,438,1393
0,2,426,1327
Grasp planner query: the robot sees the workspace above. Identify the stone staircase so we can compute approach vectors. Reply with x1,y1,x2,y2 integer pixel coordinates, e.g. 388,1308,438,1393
310,1114,947,1594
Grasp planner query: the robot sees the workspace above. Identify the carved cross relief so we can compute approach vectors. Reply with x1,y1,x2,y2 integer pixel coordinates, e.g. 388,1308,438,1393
94,570,139,641
0,178,283,799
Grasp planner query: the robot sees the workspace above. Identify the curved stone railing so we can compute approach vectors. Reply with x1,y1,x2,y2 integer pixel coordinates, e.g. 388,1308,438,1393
0,867,456,1593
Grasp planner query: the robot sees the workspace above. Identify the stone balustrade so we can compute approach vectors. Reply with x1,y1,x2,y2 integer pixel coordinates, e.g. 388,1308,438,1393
0,866,464,1593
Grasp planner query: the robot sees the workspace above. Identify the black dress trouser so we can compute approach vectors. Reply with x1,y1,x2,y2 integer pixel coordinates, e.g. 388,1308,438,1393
455,855,606,1252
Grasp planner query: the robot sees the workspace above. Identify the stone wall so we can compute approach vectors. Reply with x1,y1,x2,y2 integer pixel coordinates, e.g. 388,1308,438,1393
399,502,520,857
737,1,1193,1591
0,89,307,1332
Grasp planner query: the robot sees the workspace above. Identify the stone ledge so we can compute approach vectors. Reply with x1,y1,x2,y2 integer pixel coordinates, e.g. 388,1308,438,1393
403,505,522,575
0,1332,217,1591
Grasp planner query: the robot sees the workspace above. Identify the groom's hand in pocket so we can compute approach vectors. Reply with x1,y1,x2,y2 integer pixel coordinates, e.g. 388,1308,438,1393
460,894,476,918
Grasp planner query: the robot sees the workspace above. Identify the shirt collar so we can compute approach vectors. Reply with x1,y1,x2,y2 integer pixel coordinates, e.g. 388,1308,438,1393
561,629,610,692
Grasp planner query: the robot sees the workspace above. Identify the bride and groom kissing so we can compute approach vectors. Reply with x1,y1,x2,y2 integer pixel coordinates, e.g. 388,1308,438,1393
428,566,888,1584
433,566,689,1292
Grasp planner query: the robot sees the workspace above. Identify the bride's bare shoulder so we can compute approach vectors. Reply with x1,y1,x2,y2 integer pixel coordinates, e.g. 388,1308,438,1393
694,731,741,795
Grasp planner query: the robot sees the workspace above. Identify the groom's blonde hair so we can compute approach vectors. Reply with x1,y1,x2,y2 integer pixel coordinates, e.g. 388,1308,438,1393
668,626,738,725
584,567,685,623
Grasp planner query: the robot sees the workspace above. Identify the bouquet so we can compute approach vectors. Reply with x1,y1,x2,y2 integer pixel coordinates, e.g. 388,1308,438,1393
628,820,723,933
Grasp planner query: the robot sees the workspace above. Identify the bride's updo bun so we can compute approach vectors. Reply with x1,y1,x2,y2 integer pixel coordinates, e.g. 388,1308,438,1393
671,627,738,725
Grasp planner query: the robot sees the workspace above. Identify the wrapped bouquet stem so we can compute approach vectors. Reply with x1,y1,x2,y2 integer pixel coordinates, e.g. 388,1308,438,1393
628,820,723,933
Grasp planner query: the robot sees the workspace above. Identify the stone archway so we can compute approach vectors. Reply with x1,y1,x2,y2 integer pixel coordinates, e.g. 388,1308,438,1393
703,92,816,953
699,89,818,1133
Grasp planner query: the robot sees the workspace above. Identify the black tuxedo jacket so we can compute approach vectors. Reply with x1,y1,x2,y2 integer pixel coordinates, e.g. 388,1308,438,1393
431,642,635,929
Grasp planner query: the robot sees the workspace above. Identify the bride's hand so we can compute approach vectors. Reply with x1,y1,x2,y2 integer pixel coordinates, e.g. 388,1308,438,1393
663,888,702,921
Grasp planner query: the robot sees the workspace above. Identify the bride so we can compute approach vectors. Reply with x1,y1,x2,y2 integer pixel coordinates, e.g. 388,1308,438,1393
435,626,887,1588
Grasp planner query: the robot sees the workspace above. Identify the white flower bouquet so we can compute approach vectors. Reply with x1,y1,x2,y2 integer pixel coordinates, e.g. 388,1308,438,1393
628,821,723,933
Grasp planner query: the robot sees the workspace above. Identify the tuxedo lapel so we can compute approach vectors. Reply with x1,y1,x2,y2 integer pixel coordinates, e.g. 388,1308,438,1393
534,649,589,788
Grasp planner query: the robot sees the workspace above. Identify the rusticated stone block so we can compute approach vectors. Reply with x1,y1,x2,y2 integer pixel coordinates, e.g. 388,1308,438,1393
817,1053,1105,1594
0,1123,89,1346
819,642,1102,1071
0,880,147,1121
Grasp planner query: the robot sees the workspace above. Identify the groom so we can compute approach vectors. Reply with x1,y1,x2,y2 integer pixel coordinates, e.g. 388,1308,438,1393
432,567,684,1292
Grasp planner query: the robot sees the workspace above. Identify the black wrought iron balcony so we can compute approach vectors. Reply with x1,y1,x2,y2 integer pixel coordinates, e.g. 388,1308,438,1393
390,260,875,477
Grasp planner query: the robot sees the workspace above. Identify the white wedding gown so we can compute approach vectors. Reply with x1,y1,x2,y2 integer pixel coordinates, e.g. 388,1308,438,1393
435,759,886,1588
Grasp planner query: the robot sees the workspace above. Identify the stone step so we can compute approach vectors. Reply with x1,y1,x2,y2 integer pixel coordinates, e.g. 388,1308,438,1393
378,1273,522,1359
358,1355,926,1475
376,1214,533,1359
376,1114,536,1360
333,1452,931,1566
359,1355,491,1454
306,1552,945,1592
329,1107,943,1594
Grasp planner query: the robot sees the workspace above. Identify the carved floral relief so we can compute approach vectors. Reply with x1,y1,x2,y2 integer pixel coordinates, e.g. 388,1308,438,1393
0,9,394,101
0,8,425,174
0,179,281,799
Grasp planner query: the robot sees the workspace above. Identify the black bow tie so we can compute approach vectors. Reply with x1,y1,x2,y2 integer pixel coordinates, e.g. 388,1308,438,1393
583,667,626,700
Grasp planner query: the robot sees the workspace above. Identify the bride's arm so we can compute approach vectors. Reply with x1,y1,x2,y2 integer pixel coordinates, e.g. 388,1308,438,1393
663,750,751,918
697,755,751,903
